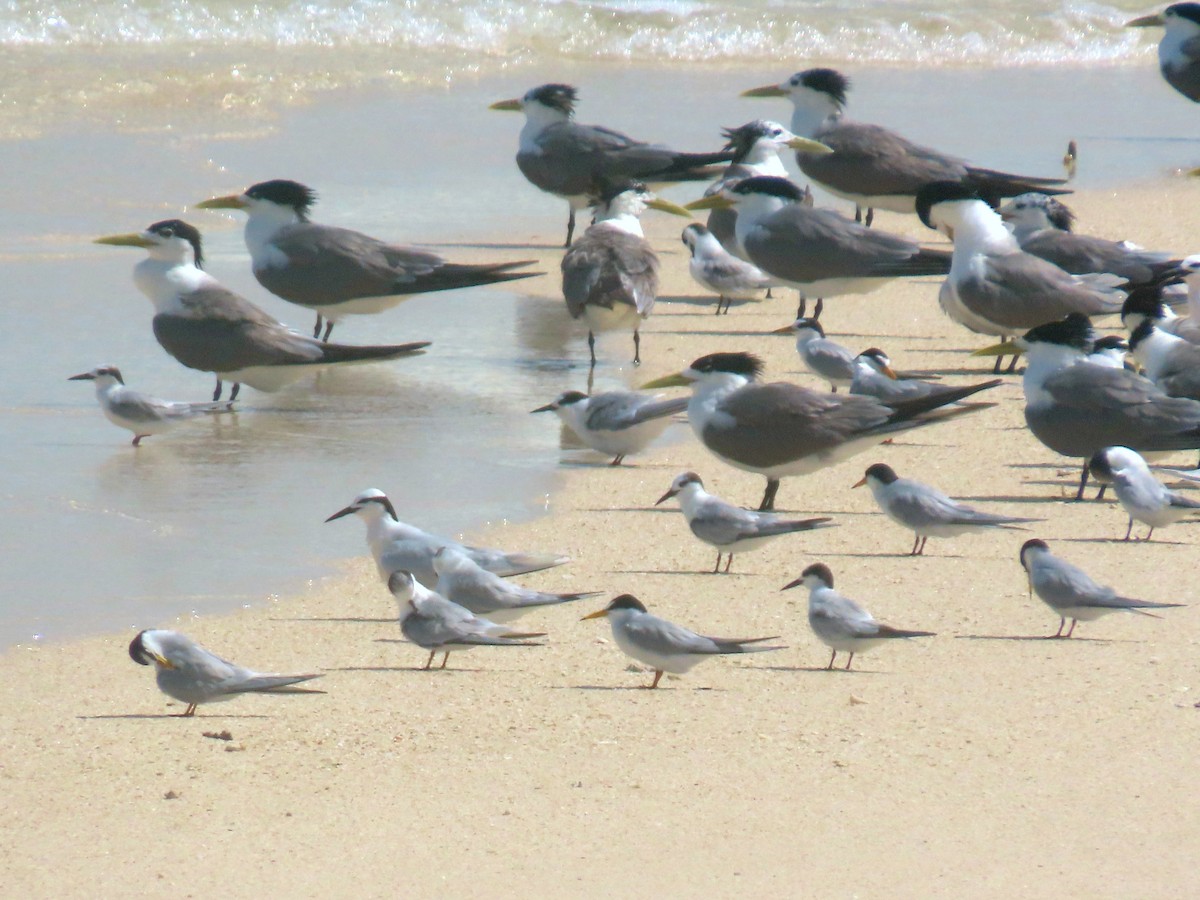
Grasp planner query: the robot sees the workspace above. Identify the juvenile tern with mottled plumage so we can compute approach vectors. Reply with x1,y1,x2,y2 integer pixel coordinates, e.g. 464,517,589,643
531,388,686,465
69,365,231,446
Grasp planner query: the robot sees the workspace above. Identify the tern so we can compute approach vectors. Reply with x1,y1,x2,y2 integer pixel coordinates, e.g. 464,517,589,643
531,388,686,465
771,317,856,391
69,365,231,446
1128,317,1200,400
431,546,599,623
196,179,539,341
1088,445,1200,540
490,83,752,245
643,351,998,511
561,182,690,371
325,489,568,587
687,176,951,320
974,314,1200,499
129,629,322,717
1018,539,1184,638
581,594,784,689
743,68,1069,226
96,220,429,401
1127,4,1200,102
654,471,834,573
781,563,935,671
1088,335,1132,370
681,222,773,315
854,462,1039,556
387,571,544,670
848,348,957,404
917,182,1126,373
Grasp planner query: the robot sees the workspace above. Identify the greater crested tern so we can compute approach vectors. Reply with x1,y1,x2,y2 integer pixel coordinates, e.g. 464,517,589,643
1127,4,1200,103
560,181,690,371
68,365,231,446
781,563,935,670
688,176,951,320
681,222,773,315
326,489,568,587
917,182,1126,373
848,348,957,404
387,570,544,670
129,629,322,717
581,594,784,688
96,220,429,401
490,83,745,246
974,314,1200,499
1088,445,1200,540
431,546,599,623
743,68,1069,226
531,388,686,465
771,317,856,391
643,351,999,511
654,471,834,573
1018,539,1184,638
196,179,540,341
854,462,1039,556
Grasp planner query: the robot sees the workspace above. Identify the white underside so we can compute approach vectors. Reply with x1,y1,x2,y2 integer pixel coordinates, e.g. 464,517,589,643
584,304,643,333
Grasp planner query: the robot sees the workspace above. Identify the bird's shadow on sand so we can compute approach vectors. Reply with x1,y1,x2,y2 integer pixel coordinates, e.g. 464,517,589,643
79,713,273,720
1055,536,1191,546
955,634,1142,644
553,684,722,692
609,568,736,576
271,617,394,624
758,665,878,674
327,665,490,674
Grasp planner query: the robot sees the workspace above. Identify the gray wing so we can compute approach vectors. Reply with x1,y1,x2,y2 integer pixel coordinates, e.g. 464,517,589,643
585,392,687,431
851,370,935,403
106,389,196,424
956,254,1123,330
624,614,728,656
561,229,659,317
1019,230,1175,284
803,341,856,380
687,502,763,545
1154,345,1200,401
799,121,966,198
810,593,881,640
885,481,1022,528
1031,555,1118,610
518,121,644,196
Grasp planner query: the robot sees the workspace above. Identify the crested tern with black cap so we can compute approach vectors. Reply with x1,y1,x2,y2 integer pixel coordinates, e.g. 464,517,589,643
531,388,686,465
196,179,539,341
1127,4,1200,102
69,365,231,446
771,317,856,391
96,220,429,401
643,351,999,511
742,68,1069,226
681,222,773,314
581,594,784,689
1088,445,1200,540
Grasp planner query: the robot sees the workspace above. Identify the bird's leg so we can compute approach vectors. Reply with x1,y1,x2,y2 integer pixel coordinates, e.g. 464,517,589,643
322,319,335,342
758,478,781,511
766,288,774,300
423,651,435,670
610,454,625,466
632,329,641,367
1065,619,1077,638
182,703,196,717
713,553,722,574
586,366,595,395
723,553,733,574
918,536,928,555
864,208,874,228
648,670,663,689
132,435,145,448
830,383,838,393
230,383,241,403
212,378,224,402
565,209,576,248
992,353,1003,375
1123,517,1133,542
854,206,863,224
588,331,597,366
1051,618,1065,639
910,534,921,556
1094,484,1106,501
844,652,855,671
1145,526,1155,541
1004,353,1020,375
440,652,449,669
1073,461,1090,501
797,294,806,318
813,297,823,320
715,296,724,315
312,314,323,339
826,650,837,670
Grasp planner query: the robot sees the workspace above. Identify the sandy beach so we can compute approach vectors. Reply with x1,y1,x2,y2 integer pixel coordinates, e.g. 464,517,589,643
4,174,1200,896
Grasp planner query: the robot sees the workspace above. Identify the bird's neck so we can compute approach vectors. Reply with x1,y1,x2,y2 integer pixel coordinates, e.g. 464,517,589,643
244,208,298,267
132,257,211,314
1133,327,1184,381
676,484,710,518
592,215,644,238
740,142,788,174
1021,345,1085,403
687,373,751,430
789,98,839,139
518,105,568,152
949,203,1020,258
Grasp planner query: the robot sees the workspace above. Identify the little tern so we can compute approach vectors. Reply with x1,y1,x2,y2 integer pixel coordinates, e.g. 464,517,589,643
196,179,539,341
1088,335,1132,370
560,182,691,372
581,594,784,689
1127,316,1200,401
68,365,231,446
431,546,599,623
849,348,958,404
1127,4,1200,103
325,489,568,587
387,571,544,670
1018,539,1184,638
681,222,773,315
781,563,935,671
643,351,999,511
742,68,1069,226
916,182,1126,373
687,176,951,320
128,629,322,717
1088,445,1200,540
654,471,834,573
771,317,856,391
854,462,1039,556
531,388,687,465
96,220,429,401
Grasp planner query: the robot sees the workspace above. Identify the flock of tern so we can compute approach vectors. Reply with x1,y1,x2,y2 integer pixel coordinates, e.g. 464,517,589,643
102,7,1200,711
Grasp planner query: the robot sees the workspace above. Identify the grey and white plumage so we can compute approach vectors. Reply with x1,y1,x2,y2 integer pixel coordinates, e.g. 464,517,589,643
643,351,999,511
1088,446,1200,540
69,365,231,446
854,462,1039,555
128,629,322,716
743,68,1068,225
95,220,429,402
387,571,544,670
490,83,735,246
431,546,598,624
782,563,935,670
681,222,773,314
531,388,686,465
325,489,568,587
773,317,856,391
1127,4,1200,103
1128,316,1200,401
581,594,784,688
1019,539,1184,638
195,180,539,340
655,471,834,573
848,348,954,404
1088,335,1131,369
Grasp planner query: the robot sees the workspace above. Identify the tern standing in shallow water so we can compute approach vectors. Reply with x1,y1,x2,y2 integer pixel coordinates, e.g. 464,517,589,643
196,179,539,341
582,594,784,689
69,365,231,446
531,388,686,465
1087,446,1200,540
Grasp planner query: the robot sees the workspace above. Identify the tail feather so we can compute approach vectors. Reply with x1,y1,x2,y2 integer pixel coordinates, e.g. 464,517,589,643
316,340,431,365
870,247,952,278
965,167,1073,198
398,262,543,294
886,380,1003,420
493,553,571,577
875,626,936,639
755,517,836,537
229,673,323,694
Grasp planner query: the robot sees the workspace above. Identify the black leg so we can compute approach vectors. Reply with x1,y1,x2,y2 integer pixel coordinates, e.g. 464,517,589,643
230,383,240,402
212,378,223,402
1073,460,1090,501
864,208,874,228
813,297,823,320
854,206,863,224
312,314,323,339
565,209,576,248
632,329,641,366
797,295,806,318
588,331,596,366
759,478,780,511
322,319,334,342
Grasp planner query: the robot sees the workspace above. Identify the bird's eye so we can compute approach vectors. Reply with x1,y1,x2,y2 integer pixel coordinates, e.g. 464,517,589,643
160,227,174,236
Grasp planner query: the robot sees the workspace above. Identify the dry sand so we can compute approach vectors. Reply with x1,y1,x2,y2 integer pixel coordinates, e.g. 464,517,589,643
3,183,1200,898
